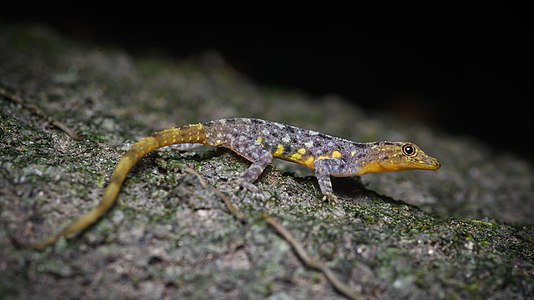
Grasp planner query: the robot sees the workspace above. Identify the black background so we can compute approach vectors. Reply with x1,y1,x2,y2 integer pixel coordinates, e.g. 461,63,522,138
1,8,531,160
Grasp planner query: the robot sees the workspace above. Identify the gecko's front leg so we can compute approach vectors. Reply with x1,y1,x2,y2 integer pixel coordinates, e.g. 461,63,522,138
314,158,346,204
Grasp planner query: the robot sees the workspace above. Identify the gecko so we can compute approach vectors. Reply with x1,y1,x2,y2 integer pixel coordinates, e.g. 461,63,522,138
28,118,441,250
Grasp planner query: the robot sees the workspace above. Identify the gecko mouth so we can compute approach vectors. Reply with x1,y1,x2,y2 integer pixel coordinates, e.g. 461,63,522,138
420,157,441,170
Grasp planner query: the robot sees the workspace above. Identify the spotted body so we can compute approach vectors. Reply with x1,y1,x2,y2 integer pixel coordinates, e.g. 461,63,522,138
29,118,440,250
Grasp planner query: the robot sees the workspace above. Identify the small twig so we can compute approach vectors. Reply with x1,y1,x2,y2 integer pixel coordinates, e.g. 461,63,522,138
184,167,208,188
0,84,81,140
263,214,362,300
183,167,360,299
184,167,245,221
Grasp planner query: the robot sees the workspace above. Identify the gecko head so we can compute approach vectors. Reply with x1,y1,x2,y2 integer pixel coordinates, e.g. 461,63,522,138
358,141,441,175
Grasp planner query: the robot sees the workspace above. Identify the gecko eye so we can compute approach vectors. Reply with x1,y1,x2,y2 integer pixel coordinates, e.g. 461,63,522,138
402,143,417,157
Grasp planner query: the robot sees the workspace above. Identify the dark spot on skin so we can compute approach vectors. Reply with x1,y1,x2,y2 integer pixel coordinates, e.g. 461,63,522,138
381,156,389,160
286,126,296,134
314,132,331,140
270,130,281,138
351,143,366,149
357,153,366,159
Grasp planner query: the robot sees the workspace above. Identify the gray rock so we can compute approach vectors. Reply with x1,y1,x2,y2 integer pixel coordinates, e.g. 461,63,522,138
1,24,532,299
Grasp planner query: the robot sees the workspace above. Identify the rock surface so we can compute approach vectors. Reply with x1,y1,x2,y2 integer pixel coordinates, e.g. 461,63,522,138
1,24,532,299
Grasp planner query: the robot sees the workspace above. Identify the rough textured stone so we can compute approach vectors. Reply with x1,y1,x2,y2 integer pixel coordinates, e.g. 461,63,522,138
1,24,532,299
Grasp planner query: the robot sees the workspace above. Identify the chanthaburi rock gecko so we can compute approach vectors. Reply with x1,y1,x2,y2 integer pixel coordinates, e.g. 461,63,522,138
29,118,440,249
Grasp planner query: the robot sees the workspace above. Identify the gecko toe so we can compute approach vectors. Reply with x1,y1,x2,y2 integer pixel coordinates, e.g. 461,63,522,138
322,192,338,205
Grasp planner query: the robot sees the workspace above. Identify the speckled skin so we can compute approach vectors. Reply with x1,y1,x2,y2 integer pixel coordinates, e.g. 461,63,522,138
203,118,441,201
29,118,440,250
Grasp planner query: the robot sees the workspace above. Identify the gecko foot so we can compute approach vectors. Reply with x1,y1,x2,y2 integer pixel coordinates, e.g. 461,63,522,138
236,179,266,201
321,192,338,205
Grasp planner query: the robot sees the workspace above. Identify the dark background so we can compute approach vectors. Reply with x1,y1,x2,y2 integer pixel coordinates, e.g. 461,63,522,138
1,8,530,159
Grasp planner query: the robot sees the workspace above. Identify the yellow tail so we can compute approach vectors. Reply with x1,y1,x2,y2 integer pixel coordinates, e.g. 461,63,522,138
30,123,207,250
